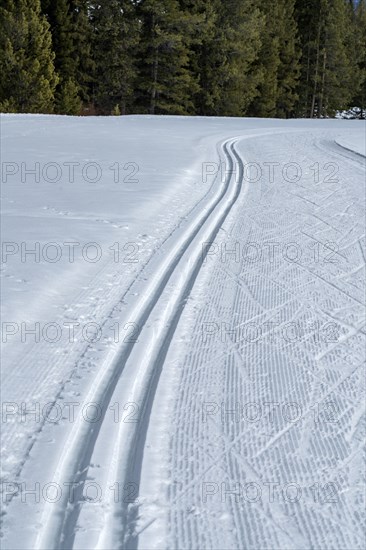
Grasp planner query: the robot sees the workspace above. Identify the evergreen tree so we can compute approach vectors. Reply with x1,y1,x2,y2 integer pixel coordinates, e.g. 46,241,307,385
319,0,355,116
212,0,264,116
136,0,202,115
1,0,362,118
248,0,300,118
178,0,216,115
69,0,94,105
248,1,280,117
0,0,58,113
41,0,82,114
294,0,356,117
275,0,301,118
90,0,140,114
218,0,264,116
350,0,366,117
57,77,82,114
181,0,264,117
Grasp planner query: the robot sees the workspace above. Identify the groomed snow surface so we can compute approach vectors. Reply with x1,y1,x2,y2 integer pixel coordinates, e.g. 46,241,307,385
1,115,365,550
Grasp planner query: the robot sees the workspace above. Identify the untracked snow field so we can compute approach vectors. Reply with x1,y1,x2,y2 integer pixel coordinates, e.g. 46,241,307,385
1,115,365,550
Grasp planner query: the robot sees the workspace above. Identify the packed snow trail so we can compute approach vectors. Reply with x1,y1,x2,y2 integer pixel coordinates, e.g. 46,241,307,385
140,131,365,550
1,115,365,550
34,138,245,550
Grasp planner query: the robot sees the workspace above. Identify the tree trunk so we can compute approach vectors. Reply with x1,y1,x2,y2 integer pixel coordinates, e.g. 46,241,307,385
150,44,159,115
311,20,322,118
318,49,327,118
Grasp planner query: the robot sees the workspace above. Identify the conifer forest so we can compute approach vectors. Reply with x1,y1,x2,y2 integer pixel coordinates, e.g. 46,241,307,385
1,0,365,118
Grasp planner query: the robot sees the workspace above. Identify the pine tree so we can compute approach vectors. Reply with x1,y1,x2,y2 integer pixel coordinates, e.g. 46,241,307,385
41,0,93,112
178,0,221,115
0,0,58,113
349,0,366,117
212,0,264,117
293,0,317,116
275,0,301,118
57,77,82,114
41,0,81,114
248,0,300,118
248,1,280,118
136,0,202,115
180,0,264,117
69,0,94,105
319,0,355,116
90,0,140,115
294,0,356,117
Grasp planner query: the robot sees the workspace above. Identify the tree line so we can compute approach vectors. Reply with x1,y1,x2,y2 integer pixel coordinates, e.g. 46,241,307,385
0,0,365,118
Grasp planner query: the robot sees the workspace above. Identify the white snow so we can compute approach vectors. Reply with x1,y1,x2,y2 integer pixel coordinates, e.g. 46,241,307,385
1,114,365,550
335,126,366,157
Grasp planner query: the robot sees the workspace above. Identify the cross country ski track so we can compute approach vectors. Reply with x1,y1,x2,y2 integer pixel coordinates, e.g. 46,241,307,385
34,138,247,550
1,119,365,550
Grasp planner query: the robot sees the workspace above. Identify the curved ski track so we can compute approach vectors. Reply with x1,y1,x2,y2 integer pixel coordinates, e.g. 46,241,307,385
35,138,246,550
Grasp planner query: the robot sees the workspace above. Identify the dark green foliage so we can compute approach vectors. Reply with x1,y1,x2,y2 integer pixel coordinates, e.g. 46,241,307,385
0,0,58,113
90,1,139,114
135,0,202,115
294,0,357,117
56,77,82,115
68,1,94,104
350,0,366,116
184,0,264,117
41,0,83,114
248,0,300,118
0,0,364,117
274,0,301,118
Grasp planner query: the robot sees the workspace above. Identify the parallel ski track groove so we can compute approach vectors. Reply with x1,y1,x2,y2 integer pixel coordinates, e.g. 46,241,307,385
95,141,245,550
35,138,245,550
0,133,236,511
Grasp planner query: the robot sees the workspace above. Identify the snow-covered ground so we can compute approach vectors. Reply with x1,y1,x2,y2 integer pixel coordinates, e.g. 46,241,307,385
1,114,365,550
